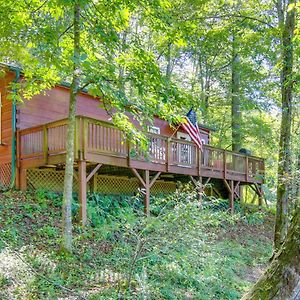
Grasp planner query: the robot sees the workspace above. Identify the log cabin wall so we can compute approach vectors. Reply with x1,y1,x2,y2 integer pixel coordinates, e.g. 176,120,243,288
17,86,70,130
0,71,15,188
17,84,210,142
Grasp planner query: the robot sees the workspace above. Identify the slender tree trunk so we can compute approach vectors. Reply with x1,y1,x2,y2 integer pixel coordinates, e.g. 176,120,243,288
274,0,295,250
61,2,81,253
204,71,210,116
231,34,242,152
197,52,207,120
296,153,300,210
166,43,172,80
118,29,127,92
241,208,300,300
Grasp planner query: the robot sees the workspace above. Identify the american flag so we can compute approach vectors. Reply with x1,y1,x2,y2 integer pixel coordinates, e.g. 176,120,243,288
181,109,203,150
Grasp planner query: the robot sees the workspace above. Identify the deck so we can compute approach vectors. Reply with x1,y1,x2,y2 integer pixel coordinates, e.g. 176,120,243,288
17,115,264,184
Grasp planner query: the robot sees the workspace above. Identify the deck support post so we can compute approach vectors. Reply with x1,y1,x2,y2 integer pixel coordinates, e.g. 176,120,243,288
83,163,103,192
144,170,150,216
255,183,263,207
189,175,202,206
254,183,265,208
249,183,266,208
230,180,234,213
233,181,241,199
198,176,203,203
20,168,27,191
190,176,211,208
78,160,87,226
240,185,244,203
86,164,102,184
223,179,235,214
131,168,161,216
15,167,20,190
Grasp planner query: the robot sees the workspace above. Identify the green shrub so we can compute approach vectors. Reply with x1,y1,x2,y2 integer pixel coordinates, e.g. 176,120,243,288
0,188,273,299
86,193,143,227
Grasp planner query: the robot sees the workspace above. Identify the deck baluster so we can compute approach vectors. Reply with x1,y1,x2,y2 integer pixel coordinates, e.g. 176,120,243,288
43,125,48,165
17,116,265,187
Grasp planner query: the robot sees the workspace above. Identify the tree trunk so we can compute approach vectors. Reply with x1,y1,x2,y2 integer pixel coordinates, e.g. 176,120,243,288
166,43,172,80
241,208,300,300
231,34,242,152
296,153,300,210
118,29,127,92
274,0,295,250
204,72,210,117
61,2,81,253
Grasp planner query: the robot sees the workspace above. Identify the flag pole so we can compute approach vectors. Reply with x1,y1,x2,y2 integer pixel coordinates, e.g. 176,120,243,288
169,123,182,139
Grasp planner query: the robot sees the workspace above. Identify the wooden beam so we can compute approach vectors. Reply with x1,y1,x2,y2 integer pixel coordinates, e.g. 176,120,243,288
73,171,78,182
86,163,102,183
198,176,203,204
150,171,161,188
144,170,150,216
223,150,227,179
78,160,87,226
239,185,244,203
20,168,27,191
254,183,266,207
190,175,203,205
224,179,234,213
251,192,257,204
191,177,212,206
189,175,197,187
189,176,210,191
166,139,170,172
250,182,268,207
131,168,146,187
203,177,211,189
212,187,222,198
127,141,131,167
254,182,263,196
223,179,232,193
198,148,201,176
43,126,48,165
249,184,258,195
245,156,249,182
131,168,152,216
230,180,234,214
257,184,268,208
233,181,240,198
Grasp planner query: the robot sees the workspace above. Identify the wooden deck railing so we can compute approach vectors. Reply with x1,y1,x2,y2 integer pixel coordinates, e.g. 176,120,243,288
17,116,265,183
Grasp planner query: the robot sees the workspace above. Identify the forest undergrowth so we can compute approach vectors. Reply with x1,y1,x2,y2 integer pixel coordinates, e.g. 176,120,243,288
0,186,274,300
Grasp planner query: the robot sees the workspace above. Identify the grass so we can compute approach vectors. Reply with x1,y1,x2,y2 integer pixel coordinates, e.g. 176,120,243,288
0,188,274,299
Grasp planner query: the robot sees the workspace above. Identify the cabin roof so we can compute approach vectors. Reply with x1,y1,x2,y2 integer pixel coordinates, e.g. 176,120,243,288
198,123,216,132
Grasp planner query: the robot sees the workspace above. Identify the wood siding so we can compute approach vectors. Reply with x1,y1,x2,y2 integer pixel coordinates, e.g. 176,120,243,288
17,85,210,142
0,71,15,162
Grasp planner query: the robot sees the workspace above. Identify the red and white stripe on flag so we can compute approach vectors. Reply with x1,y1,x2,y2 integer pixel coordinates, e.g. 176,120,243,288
181,117,203,150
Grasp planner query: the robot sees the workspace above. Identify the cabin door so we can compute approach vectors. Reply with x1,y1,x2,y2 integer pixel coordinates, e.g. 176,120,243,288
177,132,192,166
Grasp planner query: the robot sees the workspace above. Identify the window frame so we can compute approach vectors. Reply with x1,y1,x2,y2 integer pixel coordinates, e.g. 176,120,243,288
147,125,160,135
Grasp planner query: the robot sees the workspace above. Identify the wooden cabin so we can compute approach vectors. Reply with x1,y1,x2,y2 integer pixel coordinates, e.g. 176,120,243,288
0,67,265,224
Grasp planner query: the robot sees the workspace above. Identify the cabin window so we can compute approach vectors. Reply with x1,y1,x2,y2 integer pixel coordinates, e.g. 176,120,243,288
177,132,191,141
177,132,192,166
147,125,160,135
148,126,165,160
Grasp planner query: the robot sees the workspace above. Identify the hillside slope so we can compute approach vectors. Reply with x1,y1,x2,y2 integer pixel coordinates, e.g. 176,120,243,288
0,190,274,299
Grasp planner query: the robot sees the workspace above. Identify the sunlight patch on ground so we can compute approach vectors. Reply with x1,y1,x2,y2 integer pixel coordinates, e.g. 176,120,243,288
0,247,35,299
